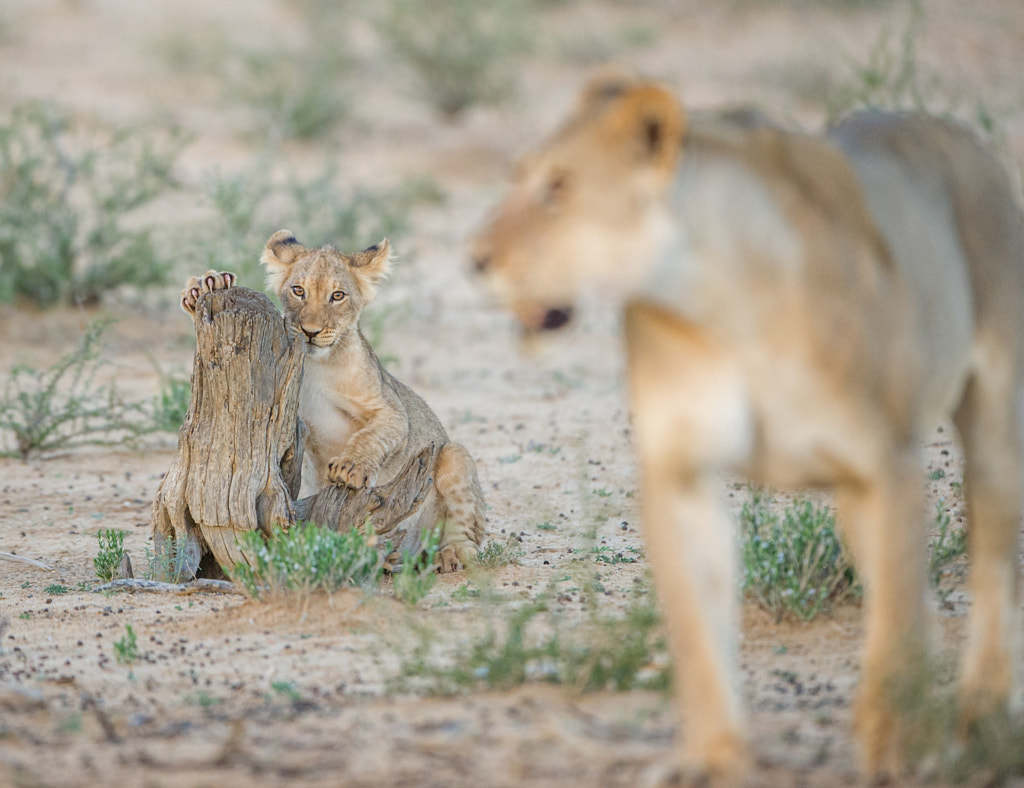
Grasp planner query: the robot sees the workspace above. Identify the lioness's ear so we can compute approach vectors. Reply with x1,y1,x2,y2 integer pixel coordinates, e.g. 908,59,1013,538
606,84,687,179
574,65,640,116
261,229,305,294
349,239,392,303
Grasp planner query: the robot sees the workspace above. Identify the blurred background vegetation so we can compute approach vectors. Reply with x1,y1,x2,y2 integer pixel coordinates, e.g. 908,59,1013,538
0,0,1019,311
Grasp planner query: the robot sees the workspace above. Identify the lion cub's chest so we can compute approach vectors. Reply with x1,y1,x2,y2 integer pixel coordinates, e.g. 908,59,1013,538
298,357,361,467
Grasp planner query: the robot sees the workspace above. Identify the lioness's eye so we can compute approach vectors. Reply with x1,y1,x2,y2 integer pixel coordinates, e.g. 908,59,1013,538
543,170,569,207
291,285,305,298
330,291,346,303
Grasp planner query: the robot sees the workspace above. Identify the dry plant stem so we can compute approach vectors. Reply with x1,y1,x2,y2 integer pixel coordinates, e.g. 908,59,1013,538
150,286,306,576
92,578,242,595
0,551,53,571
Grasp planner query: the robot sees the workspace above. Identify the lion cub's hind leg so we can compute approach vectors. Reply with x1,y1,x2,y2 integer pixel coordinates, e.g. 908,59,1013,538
433,442,486,573
181,270,237,314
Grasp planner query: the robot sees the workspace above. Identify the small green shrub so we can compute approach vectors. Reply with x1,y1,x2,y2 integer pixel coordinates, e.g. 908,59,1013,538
113,624,138,665
0,101,179,306
94,528,127,582
377,0,531,118
44,584,69,595
230,522,384,599
0,319,154,458
739,491,859,622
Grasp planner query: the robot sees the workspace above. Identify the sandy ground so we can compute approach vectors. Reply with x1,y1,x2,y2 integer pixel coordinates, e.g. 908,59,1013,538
1,1,1023,786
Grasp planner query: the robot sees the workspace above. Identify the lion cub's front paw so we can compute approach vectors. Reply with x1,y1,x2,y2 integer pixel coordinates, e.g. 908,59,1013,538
327,456,378,489
180,270,237,314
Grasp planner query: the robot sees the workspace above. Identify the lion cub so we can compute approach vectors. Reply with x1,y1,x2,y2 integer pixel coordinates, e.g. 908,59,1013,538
181,231,485,572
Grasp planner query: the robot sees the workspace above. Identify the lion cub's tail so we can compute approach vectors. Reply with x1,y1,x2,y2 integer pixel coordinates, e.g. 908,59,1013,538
434,442,487,572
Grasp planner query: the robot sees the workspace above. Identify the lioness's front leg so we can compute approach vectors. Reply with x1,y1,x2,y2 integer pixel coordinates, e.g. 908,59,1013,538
626,304,753,782
181,270,237,314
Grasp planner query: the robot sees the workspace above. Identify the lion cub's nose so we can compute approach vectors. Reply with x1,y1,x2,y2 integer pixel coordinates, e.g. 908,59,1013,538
302,326,323,340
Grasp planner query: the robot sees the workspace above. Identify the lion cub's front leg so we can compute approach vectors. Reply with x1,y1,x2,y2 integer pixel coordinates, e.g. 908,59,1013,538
326,410,407,489
181,270,237,314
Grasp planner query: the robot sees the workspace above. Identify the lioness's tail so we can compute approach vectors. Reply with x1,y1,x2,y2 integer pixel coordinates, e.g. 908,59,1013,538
434,442,486,572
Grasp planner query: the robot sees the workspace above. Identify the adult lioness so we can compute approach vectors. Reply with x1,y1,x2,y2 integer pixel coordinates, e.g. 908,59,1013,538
471,73,1024,780
182,233,485,572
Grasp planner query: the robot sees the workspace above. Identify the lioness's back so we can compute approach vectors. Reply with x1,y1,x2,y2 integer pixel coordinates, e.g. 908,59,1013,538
829,112,1024,352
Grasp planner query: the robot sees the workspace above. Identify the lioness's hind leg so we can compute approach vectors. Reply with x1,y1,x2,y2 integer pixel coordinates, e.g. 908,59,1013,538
181,270,237,314
953,367,1024,720
433,442,486,573
836,453,929,778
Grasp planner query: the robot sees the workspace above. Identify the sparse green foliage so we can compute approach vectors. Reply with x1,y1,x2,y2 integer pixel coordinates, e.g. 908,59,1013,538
113,624,138,665
398,595,669,695
230,523,384,600
377,0,531,118
150,370,191,434
94,528,127,583
739,491,859,622
591,545,641,565
929,499,968,602
392,526,442,606
270,680,302,702
44,584,69,595
476,535,524,568
0,319,157,458
191,165,413,290
0,101,179,306
828,2,928,119
145,537,194,583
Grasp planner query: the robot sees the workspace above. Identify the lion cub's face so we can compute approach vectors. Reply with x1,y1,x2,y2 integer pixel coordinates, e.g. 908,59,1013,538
261,230,390,356
470,74,686,336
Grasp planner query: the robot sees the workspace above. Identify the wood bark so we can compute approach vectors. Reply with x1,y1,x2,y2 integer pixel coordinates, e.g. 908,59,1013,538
150,286,437,580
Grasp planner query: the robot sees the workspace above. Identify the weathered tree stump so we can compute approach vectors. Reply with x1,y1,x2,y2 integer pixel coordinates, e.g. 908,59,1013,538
150,286,438,580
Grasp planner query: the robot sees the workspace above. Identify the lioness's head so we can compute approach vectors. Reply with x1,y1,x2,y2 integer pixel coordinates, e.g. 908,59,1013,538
470,72,686,336
261,230,391,356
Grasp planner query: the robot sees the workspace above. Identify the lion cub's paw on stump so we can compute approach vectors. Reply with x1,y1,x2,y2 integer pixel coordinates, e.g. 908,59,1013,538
327,455,380,489
181,270,236,314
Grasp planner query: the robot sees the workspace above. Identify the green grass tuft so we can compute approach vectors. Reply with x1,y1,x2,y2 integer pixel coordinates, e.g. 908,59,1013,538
230,522,384,600
739,491,859,622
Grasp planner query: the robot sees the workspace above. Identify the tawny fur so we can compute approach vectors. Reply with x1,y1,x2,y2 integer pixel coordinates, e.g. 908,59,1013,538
181,234,486,572
471,72,1024,781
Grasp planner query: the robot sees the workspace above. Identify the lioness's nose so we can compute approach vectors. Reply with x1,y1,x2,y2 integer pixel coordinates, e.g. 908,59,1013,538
471,253,491,275
302,326,322,339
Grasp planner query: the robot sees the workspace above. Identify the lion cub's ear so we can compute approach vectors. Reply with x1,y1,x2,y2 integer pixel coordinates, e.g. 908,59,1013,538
348,239,392,303
261,230,305,294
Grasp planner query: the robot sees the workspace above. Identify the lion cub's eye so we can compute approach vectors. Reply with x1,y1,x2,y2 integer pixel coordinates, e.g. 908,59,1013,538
330,291,346,303
291,285,305,298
